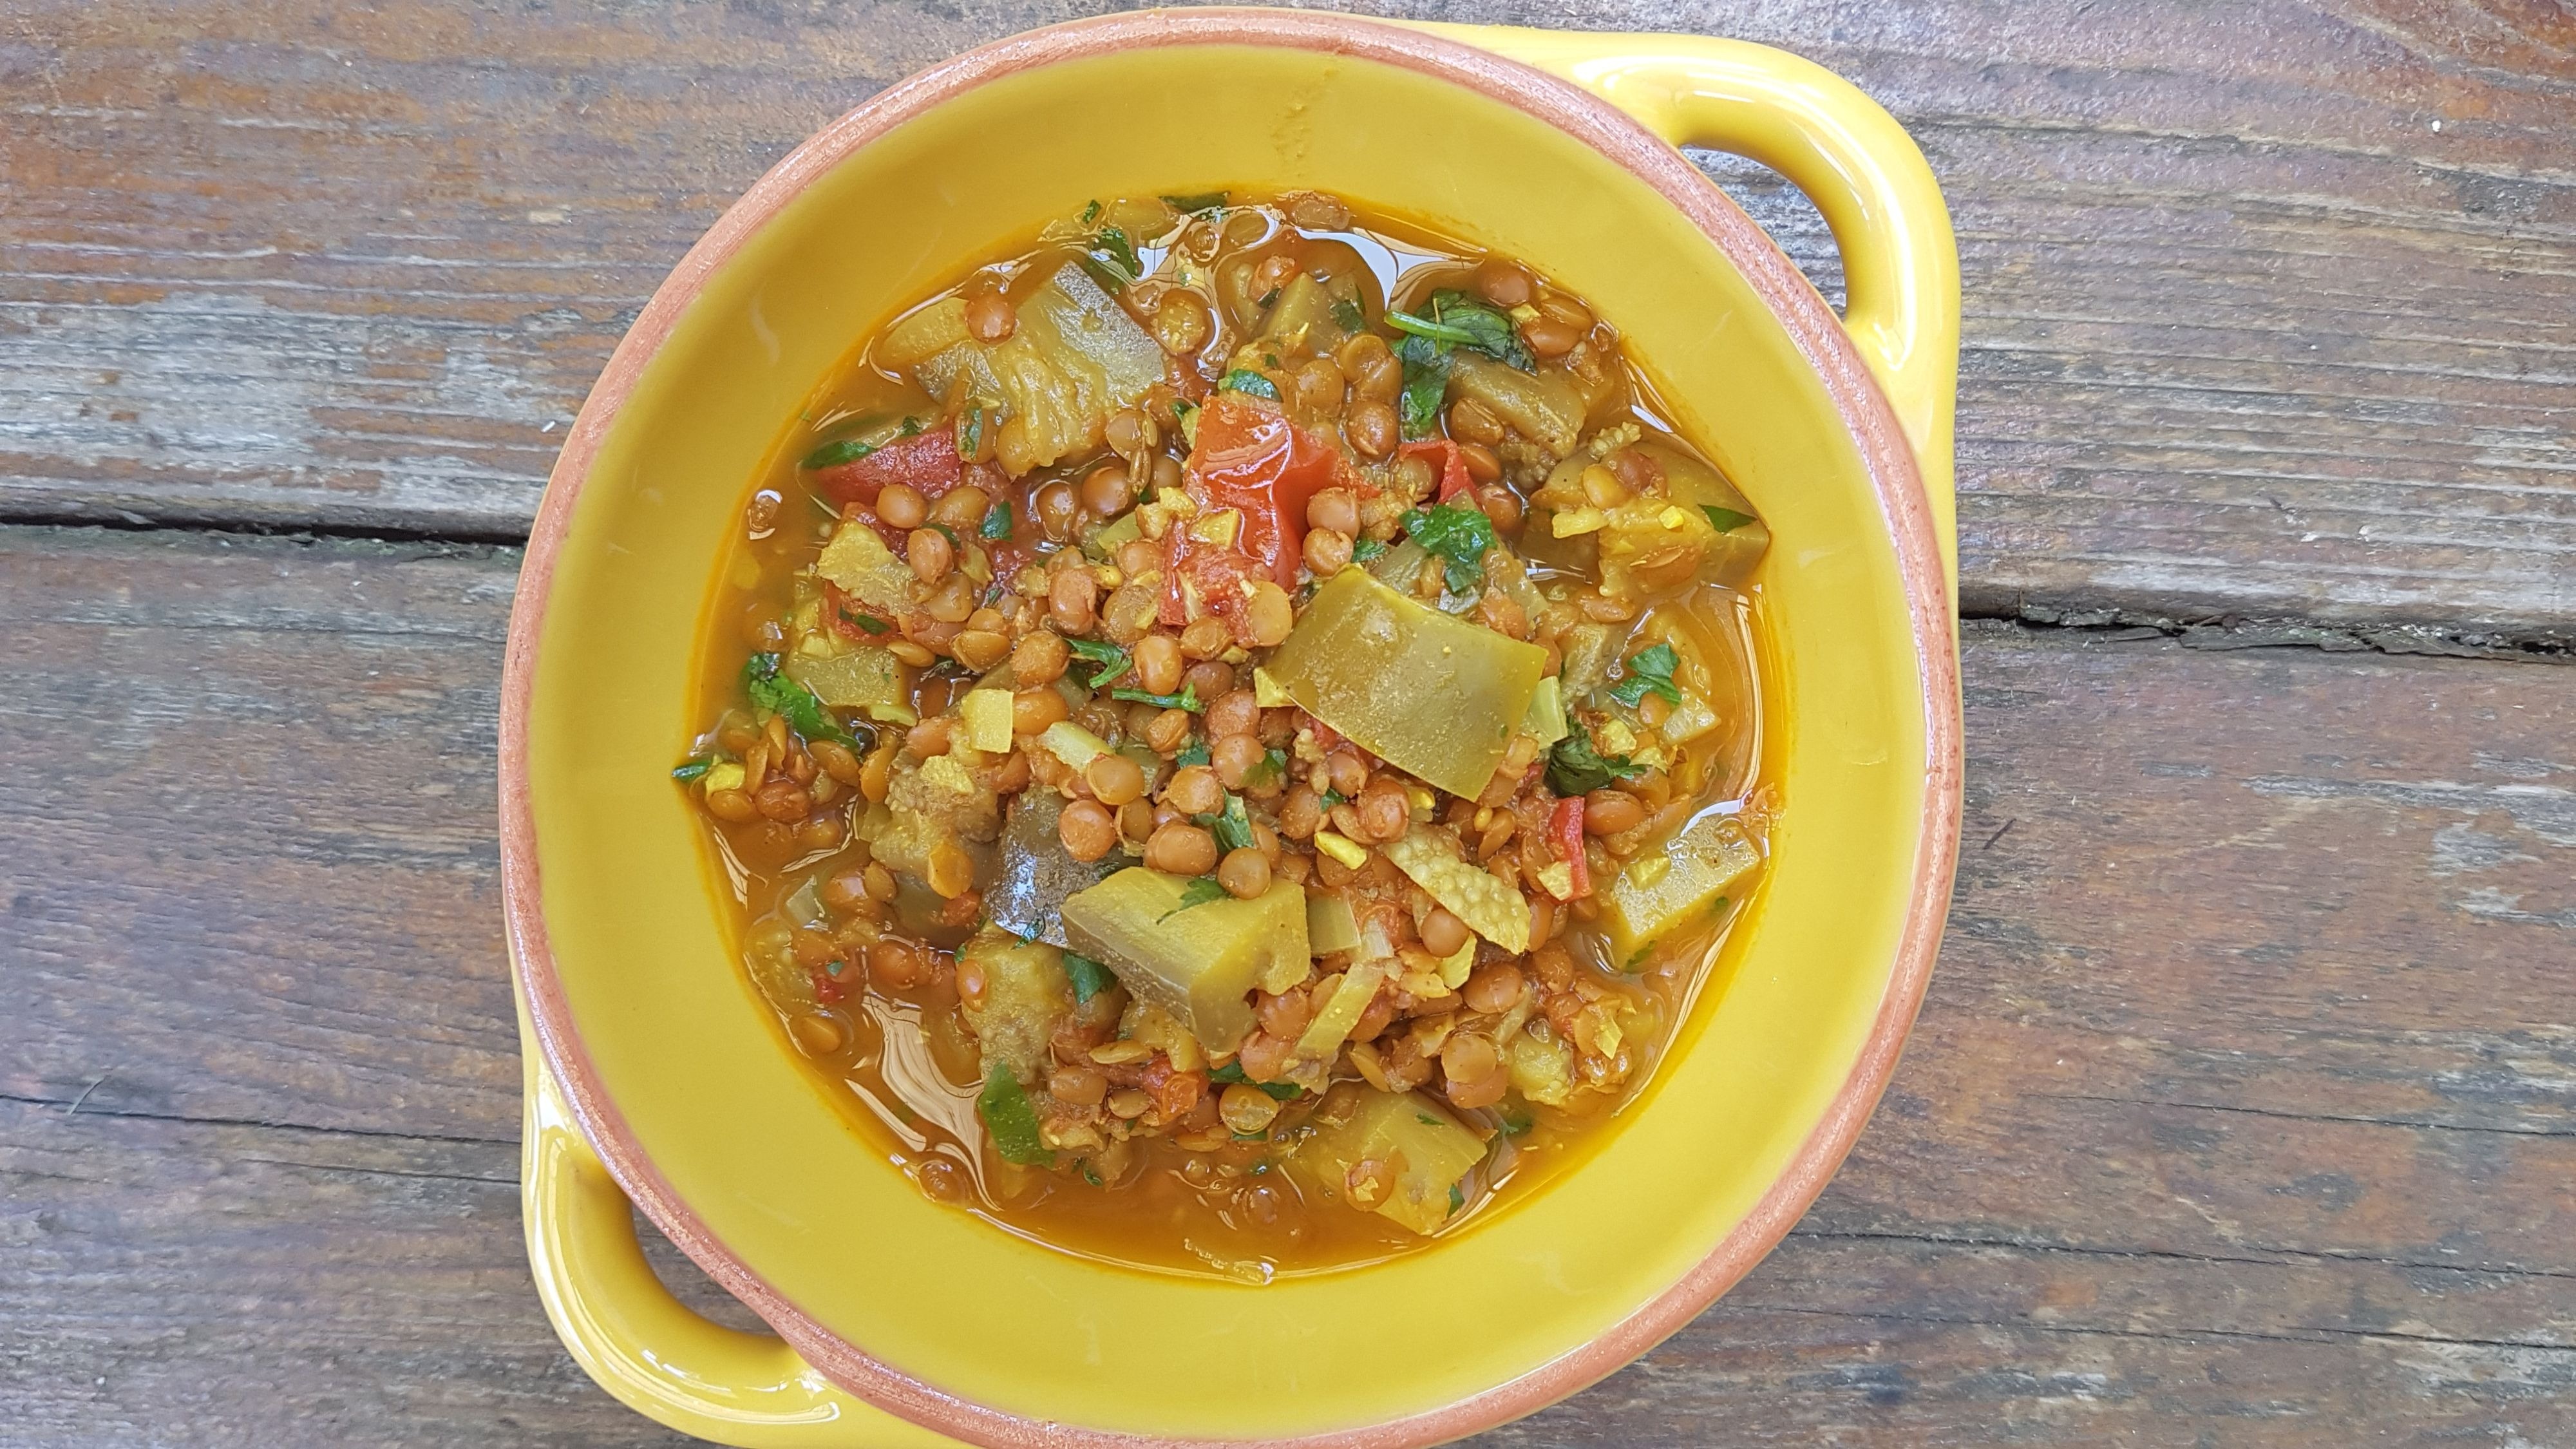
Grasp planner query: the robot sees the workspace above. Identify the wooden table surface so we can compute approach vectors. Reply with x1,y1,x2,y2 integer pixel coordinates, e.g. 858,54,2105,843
4,1,2571,1444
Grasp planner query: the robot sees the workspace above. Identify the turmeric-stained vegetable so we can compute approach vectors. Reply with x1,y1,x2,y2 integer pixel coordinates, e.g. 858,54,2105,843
1305,891,1362,956
1379,828,1533,952
1446,350,1584,459
1600,808,1761,965
1292,1088,1486,1235
1637,441,1769,585
1296,958,1388,1057
958,688,1015,752
1262,569,1546,799
784,645,904,717
1260,272,1359,348
1060,870,1309,1052
1508,1026,1578,1106
1520,676,1569,748
959,931,1072,1084
903,265,1162,477
986,791,1094,947
815,520,914,612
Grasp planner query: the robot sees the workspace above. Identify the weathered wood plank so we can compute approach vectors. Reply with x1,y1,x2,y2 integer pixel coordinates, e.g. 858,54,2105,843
2,524,2571,1443
3,1,2571,632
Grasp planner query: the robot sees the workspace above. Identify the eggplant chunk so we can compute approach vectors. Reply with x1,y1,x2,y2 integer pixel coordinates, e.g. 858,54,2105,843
985,790,1107,947
1059,869,1309,1054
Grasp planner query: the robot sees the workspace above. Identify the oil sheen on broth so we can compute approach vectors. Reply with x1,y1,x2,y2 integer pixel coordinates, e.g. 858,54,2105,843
677,189,1774,1281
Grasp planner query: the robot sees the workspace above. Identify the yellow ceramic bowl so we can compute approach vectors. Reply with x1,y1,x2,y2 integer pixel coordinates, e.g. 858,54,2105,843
500,10,1963,1446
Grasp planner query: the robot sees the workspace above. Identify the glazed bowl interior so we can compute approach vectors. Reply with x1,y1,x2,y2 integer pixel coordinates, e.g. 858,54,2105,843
524,33,1932,1442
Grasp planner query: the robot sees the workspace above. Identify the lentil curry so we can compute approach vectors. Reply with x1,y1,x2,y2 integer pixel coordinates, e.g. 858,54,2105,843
677,190,1774,1280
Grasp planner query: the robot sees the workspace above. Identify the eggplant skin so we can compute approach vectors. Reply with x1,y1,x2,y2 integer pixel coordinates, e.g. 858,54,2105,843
985,790,1105,947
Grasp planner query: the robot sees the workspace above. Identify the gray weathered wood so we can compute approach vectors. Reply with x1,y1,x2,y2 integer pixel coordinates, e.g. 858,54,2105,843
2,526,2568,1444
3,1,2571,634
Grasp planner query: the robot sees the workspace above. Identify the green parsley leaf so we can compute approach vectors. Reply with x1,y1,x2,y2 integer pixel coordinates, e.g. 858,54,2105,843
840,609,891,635
1606,642,1683,709
1175,738,1211,768
1417,1112,1442,1127
1394,332,1451,440
979,501,1012,540
1063,952,1115,1005
1400,503,1497,594
1217,368,1280,401
670,758,712,782
1087,225,1142,289
742,652,855,746
1448,1182,1466,1215
1160,189,1228,213
1208,1061,1301,1099
1385,308,1482,347
1065,638,1132,689
1701,504,1756,533
1330,297,1367,332
1499,1107,1534,1137
928,522,961,549
977,1066,1051,1165
957,402,987,460
1079,1160,1104,1187
1112,683,1203,713
1079,199,1102,226
900,415,923,437
1210,795,1256,854
1546,720,1645,796
1173,397,1201,448
1246,746,1288,788
1159,875,1227,922
1320,788,1347,809
1350,537,1387,563
800,436,877,470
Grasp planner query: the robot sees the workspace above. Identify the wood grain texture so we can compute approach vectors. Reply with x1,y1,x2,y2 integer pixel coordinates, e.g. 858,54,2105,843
3,1,2571,632
2,526,2569,1445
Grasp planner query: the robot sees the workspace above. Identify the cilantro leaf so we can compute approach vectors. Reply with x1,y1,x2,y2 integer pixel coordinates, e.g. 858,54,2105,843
1087,225,1142,287
1448,1182,1466,1215
1394,332,1451,440
1400,503,1497,594
1159,875,1227,921
1063,952,1115,1005
1161,189,1228,213
1350,536,1387,563
1208,1060,1301,1099
1066,638,1132,689
1247,746,1288,789
1078,199,1101,226
742,652,855,746
1547,721,1645,796
801,437,877,470
670,758,711,782
1175,738,1211,768
977,1066,1051,1165
1218,368,1280,401
1701,504,1755,533
1606,642,1683,708
979,501,1012,540
1209,795,1256,854
1330,297,1366,333
1112,683,1203,713
956,402,987,460
840,609,891,635
1429,289,1537,370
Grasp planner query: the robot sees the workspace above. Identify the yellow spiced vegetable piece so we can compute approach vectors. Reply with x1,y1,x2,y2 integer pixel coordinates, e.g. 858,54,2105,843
1263,569,1546,799
815,520,914,612
1600,810,1762,967
1293,1088,1487,1235
1061,871,1308,1053
1380,828,1532,953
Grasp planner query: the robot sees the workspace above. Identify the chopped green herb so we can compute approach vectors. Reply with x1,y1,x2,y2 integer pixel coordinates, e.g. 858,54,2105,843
1245,746,1289,788
1499,1107,1534,1137
1400,503,1497,593
1233,1130,1270,1141
1078,199,1102,226
1350,537,1387,563
979,501,1012,541
977,1067,1050,1165
929,522,961,549
1217,368,1280,401
900,415,923,437
1701,504,1755,533
1209,1061,1302,1099
1158,875,1227,922
1385,308,1482,347
670,758,712,782
1607,641,1683,709
1079,1160,1104,1187
1210,795,1256,853
742,652,855,746
1112,683,1203,713
1065,637,1133,689
1172,398,1201,448
1160,189,1228,213
1320,788,1347,809
840,609,892,635
957,402,986,460
1086,225,1142,289
1063,952,1115,1005
1547,720,1645,796
1623,943,1654,971
1330,297,1367,333
1428,289,1537,370
1394,332,1452,440
801,436,877,470
1447,1182,1466,1215
1175,738,1211,768
1417,1112,1443,1127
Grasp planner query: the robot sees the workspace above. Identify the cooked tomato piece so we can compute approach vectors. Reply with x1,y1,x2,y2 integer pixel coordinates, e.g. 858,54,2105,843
1162,394,1358,625
811,425,965,509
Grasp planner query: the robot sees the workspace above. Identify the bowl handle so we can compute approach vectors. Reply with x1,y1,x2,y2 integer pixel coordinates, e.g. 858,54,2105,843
1415,23,1962,598
520,1018,958,1447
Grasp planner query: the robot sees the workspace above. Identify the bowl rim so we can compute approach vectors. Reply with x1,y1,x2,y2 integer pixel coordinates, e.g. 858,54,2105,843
498,8,1964,1446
